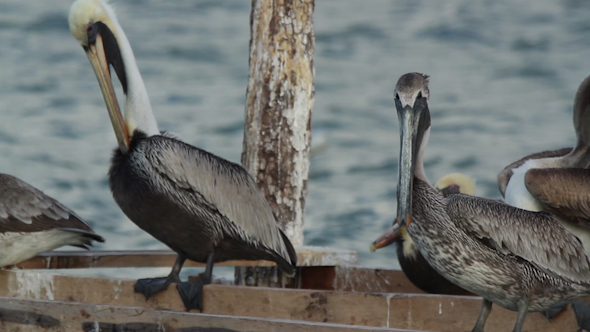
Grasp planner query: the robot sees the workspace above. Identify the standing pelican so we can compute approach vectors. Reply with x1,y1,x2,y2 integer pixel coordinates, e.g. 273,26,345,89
499,74,590,253
370,173,474,295
0,174,104,267
393,72,590,332
68,0,297,311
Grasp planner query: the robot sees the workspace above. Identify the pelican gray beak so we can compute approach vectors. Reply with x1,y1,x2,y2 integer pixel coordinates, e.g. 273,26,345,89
84,23,129,154
396,103,417,228
370,222,403,252
395,97,429,228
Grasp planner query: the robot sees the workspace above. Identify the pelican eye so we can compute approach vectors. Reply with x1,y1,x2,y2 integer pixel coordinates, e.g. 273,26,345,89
395,93,400,100
417,91,423,99
87,23,98,46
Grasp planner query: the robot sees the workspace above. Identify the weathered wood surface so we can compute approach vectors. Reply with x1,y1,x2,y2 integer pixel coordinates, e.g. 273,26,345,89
0,270,578,331
10,246,357,270
12,250,437,295
242,0,316,247
0,297,414,332
301,266,428,294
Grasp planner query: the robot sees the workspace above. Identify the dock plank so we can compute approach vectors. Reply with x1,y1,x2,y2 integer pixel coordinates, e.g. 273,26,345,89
10,246,357,269
0,297,414,332
302,266,429,294
0,270,579,331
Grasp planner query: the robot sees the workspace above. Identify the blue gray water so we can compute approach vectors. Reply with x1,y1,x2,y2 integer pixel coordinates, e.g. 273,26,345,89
1,0,590,277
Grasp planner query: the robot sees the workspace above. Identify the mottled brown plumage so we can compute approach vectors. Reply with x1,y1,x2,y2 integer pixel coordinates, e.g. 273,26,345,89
499,73,590,258
371,173,474,296
394,72,590,332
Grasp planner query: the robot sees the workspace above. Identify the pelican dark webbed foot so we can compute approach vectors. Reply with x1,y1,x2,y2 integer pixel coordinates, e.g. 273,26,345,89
176,253,214,312
177,279,206,311
135,255,186,300
135,275,180,299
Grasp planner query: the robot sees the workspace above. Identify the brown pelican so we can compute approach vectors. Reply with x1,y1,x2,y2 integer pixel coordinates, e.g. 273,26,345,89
498,74,590,254
370,173,474,295
0,174,104,267
68,0,297,311
393,72,590,332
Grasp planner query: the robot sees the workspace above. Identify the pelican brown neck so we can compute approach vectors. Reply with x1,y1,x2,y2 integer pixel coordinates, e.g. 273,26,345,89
569,73,590,166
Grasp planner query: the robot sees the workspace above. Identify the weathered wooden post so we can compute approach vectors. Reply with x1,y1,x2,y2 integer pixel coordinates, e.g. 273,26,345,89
241,0,315,246
237,0,315,286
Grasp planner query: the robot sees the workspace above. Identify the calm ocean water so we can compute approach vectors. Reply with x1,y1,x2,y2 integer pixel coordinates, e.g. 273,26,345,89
1,0,590,278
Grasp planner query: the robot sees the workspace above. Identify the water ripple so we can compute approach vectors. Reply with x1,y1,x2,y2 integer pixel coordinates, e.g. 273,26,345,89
1,0,588,275
25,13,69,33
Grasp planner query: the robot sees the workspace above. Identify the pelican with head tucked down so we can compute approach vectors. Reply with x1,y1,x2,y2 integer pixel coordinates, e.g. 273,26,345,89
499,74,590,254
393,72,590,332
0,174,104,267
68,0,297,311
370,173,474,295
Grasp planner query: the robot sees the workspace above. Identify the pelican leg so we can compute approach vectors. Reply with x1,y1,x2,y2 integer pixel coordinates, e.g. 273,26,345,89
135,254,186,300
572,300,590,332
471,298,492,332
539,301,568,322
512,298,529,332
177,252,215,312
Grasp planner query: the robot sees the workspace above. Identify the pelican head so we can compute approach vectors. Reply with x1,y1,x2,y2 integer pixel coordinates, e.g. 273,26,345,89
69,0,159,154
435,173,476,197
394,73,431,229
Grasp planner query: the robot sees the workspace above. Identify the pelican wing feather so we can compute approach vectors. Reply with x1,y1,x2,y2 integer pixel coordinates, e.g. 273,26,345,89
447,194,590,283
146,136,296,266
497,148,572,197
0,174,95,234
525,168,590,228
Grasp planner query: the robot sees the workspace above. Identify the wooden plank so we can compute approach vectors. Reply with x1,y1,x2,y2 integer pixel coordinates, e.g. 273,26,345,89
0,270,578,331
0,297,414,332
301,267,428,294
10,246,357,269
203,285,578,332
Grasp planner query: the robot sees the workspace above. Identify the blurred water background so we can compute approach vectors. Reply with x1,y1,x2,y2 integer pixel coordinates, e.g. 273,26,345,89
1,0,590,278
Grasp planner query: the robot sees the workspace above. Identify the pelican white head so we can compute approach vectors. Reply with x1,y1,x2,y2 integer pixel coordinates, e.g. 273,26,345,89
69,0,160,154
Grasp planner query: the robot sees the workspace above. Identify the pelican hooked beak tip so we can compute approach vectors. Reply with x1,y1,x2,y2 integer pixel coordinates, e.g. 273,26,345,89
371,222,404,252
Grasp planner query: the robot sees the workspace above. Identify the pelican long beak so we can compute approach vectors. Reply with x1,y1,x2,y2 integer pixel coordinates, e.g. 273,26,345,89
370,222,403,252
396,103,419,228
84,34,129,154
